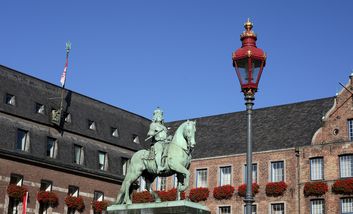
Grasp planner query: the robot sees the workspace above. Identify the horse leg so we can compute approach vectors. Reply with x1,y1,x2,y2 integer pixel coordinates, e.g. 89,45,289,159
122,171,142,204
146,176,161,202
176,174,184,200
169,162,190,192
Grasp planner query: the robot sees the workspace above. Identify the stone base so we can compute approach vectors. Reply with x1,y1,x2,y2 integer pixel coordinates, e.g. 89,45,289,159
107,200,210,214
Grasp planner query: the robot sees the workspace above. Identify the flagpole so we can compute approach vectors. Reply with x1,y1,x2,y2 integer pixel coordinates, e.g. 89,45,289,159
59,41,71,115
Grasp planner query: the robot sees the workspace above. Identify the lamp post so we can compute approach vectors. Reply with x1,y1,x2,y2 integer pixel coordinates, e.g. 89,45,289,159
232,19,266,214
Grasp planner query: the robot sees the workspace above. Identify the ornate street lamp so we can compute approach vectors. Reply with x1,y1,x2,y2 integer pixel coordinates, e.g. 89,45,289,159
232,19,266,214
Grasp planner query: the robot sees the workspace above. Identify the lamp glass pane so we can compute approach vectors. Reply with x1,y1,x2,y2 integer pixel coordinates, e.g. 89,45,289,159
252,59,262,84
236,58,249,84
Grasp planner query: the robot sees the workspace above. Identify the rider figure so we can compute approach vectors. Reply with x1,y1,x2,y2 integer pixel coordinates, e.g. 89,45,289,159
147,107,169,173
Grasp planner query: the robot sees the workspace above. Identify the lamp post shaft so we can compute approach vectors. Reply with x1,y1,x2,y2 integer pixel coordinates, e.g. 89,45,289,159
245,94,254,214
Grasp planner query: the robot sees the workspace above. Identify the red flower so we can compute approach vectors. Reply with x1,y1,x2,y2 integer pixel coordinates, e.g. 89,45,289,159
213,185,235,200
303,182,328,197
132,191,154,203
265,182,287,197
237,183,259,197
188,187,209,202
7,184,27,200
157,188,186,201
37,191,59,207
332,178,353,195
91,200,109,213
64,195,85,212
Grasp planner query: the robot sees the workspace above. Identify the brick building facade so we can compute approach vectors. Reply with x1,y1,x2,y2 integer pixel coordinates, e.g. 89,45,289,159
1,64,353,214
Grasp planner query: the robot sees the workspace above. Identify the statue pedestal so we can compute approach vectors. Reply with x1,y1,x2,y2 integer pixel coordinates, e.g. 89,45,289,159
107,200,210,214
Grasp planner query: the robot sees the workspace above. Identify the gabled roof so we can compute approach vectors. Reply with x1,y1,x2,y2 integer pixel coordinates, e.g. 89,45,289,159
168,97,334,159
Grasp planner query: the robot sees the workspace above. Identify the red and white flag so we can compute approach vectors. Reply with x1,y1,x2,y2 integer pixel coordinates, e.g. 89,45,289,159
60,57,68,87
22,191,28,214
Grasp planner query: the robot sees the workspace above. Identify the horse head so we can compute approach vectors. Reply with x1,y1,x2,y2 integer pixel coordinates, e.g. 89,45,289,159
184,120,196,149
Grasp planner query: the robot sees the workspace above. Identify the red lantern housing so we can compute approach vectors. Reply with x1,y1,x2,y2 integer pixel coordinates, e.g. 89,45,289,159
232,19,266,96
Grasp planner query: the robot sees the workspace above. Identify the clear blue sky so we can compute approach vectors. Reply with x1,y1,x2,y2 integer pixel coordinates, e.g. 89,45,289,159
1,1,352,121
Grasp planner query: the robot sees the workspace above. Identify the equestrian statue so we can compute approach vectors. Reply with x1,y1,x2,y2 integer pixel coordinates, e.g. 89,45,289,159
115,108,196,204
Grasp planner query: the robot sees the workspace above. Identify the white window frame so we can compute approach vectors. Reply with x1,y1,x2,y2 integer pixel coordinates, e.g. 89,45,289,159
47,137,57,158
173,174,178,188
340,155,353,178
243,163,258,184
310,157,323,180
195,168,208,188
94,191,104,202
74,145,84,165
112,128,119,137
270,202,285,214
6,94,16,106
219,166,232,186
68,185,79,197
341,198,353,214
218,205,232,214
348,119,353,141
138,177,146,192
270,161,285,182
155,177,167,191
98,151,107,171
16,129,29,152
133,135,140,144
88,120,96,130
36,103,45,114
122,158,129,176
243,204,257,214
310,199,324,214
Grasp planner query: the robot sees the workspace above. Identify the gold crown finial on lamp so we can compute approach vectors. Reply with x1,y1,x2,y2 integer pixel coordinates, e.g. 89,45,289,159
244,18,253,31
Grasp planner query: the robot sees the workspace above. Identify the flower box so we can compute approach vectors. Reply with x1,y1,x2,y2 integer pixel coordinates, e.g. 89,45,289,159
213,185,235,200
92,200,109,213
265,181,287,197
189,187,209,202
132,191,154,203
7,184,27,200
157,188,186,201
64,195,85,212
303,181,328,197
332,178,353,195
237,183,259,197
37,191,59,207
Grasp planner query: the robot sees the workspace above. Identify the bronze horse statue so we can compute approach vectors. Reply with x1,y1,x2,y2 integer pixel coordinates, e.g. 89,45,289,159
115,120,196,204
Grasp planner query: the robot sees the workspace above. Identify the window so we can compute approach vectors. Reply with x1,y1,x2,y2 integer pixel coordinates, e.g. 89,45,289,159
310,158,323,180
340,155,353,178
98,151,107,171
47,137,57,158
173,174,178,188
156,177,167,191
94,191,104,201
243,205,257,214
111,127,119,137
348,119,353,141
219,206,231,214
88,120,96,130
196,168,208,188
271,161,284,182
219,166,232,186
122,158,129,176
244,164,258,183
8,174,23,214
132,134,140,144
40,180,52,192
65,113,72,123
342,198,353,214
74,145,84,165
16,129,29,151
5,94,16,106
311,199,324,214
36,103,45,114
271,203,284,214
39,180,52,214
10,174,23,186
68,185,79,197
138,177,146,192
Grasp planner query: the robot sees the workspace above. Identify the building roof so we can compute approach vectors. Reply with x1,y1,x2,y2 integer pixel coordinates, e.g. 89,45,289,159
0,65,151,151
168,97,334,159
